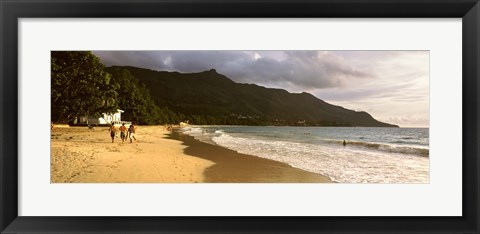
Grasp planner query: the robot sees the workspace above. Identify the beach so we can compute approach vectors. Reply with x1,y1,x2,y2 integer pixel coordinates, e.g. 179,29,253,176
51,125,214,183
51,125,332,183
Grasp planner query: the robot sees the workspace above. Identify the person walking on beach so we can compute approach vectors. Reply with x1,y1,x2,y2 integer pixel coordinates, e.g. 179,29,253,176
119,123,127,143
128,123,136,143
109,123,116,143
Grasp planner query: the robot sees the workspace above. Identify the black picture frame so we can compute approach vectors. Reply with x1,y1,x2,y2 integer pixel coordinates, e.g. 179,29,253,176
1,0,479,233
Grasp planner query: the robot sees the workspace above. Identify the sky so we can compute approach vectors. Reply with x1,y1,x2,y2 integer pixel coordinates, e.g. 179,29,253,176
93,51,429,128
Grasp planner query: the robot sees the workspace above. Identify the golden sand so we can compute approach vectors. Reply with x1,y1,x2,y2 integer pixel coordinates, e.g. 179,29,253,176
50,125,214,183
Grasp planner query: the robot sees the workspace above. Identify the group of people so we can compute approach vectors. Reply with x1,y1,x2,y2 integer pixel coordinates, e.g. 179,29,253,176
109,123,136,143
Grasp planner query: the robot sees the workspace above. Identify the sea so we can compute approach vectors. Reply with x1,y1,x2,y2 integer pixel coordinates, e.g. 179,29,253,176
180,126,429,183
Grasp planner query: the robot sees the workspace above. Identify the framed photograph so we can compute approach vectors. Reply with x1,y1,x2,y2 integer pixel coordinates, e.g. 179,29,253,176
1,0,478,233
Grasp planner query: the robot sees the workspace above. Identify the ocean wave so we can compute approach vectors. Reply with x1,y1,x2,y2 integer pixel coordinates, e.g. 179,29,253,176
328,140,429,157
211,132,429,183
182,127,201,134
182,127,220,145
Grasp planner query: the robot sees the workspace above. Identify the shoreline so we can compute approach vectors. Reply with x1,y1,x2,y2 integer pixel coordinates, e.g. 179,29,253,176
168,130,333,183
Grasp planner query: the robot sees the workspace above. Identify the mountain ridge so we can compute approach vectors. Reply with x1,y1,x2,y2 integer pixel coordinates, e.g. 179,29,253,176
113,66,398,127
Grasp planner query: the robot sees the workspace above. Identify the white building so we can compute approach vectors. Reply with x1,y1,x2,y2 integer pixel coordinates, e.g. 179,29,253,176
100,109,124,124
74,109,131,126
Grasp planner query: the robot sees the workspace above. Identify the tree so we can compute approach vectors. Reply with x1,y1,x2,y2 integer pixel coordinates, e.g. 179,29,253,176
51,51,118,123
106,67,164,125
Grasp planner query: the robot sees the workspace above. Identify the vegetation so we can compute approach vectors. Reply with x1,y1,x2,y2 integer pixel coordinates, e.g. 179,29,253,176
105,67,164,124
51,51,117,123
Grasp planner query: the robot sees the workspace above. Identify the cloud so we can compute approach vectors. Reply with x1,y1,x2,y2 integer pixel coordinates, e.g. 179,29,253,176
379,116,429,128
94,51,374,90
94,51,169,71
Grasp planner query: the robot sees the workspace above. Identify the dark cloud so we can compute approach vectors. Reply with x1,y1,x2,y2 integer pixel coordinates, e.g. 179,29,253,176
93,51,374,90
94,51,169,71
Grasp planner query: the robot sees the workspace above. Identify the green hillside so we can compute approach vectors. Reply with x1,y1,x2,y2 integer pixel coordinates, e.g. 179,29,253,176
118,66,398,127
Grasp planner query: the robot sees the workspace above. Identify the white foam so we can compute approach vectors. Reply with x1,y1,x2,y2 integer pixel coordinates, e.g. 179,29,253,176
212,133,429,183
182,127,220,145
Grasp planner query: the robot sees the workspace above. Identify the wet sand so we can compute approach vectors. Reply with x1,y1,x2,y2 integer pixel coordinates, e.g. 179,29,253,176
169,131,332,183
